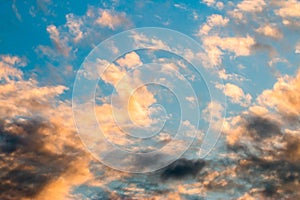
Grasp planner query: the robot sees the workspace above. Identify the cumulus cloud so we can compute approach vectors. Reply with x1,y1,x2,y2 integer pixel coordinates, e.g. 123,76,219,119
40,7,132,62
66,13,83,43
202,35,255,66
257,69,300,121
296,41,300,54
216,83,252,107
46,25,71,57
198,14,229,35
256,24,283,39
202,0,224,9
236,0,266,12
116,51,142,69
0,55,24,81
160,159,205,181
0,55,93,199
229,0,266,22
0,118,91,200
275,0,300,18
221,67,300,199
96,9,131,30
218,69,247,82
97,53,157,128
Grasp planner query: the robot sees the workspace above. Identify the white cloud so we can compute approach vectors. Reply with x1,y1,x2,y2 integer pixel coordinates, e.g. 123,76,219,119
237,0,266,12
216,83,252,107
202,0,216,6
66,13,83,43
0,54,95,199
0,55,24,81
229,0,266,22
185,96,196,104
198,14,229,35
116,52,142,69
218,69,247,82
96,9,130,30
202,35,255,66
275,0,300,18
46,25,70,57
202,0,224,9
256,24,283,39
257,70,300,119
296,42,300,54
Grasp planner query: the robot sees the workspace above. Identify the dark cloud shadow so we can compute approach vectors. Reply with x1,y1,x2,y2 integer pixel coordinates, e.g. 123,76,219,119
0,118,78,199
160,158,205,181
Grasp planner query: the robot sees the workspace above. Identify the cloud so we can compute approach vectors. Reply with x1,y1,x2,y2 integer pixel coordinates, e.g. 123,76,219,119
256,24,283,39
46,25,71,57
216,83,252,107
221,67,300,198
0,56,24,81
66,13,83,43
218,69,247,82
236,0,266,12
0,55,94,199
0,118,78,199
202,0,216,6
198,14,229,35
96,54,157,128
257,69,300,121
202,35,255,66
160,159,205,181
229,0,266,22
202,0,224,9
96,9,131,30
296,41,300,54
275,0,300,18
40,7,132,63
116,52,142,69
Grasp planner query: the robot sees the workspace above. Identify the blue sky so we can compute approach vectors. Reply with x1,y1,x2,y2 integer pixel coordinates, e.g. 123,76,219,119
1,0,300,199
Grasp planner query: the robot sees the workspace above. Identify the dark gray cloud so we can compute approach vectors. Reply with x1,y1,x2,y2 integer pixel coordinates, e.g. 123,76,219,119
0,118,78,199
245,116,282,139
160,158,205,181
227,116,300,198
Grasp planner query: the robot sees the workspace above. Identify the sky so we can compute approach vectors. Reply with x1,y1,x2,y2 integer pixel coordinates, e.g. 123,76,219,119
1,0,300,199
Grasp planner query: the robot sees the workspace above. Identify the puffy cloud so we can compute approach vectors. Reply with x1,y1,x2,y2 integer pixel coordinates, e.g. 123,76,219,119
0,55,94,199
256,24,283,39
97,54,157,128
66,13,83,43
296,41,300,54
229,0,266,22
130,31,171,50
0,56,23,81
202,0,216,6
116,52,142,69
257,69,300,120
218,69,247,82
40,7,132,63
185,96,196,104
202,0,224,9
0,117,93,200
275,0,300,18
46,25,71,57
202,101,225,135
202,101,224,122
0,118,72,199
160,159,205,181
198,14,229,35
216,83,252,107
220,67,300,198
236,0,266,12
96,9,131,30
202,35,255,66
